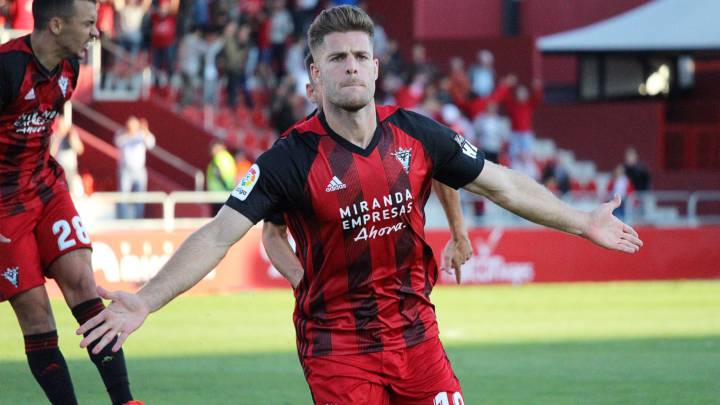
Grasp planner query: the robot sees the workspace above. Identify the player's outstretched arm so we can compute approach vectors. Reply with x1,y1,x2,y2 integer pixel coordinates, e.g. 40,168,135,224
262,222,304,288
77,206,255,353
464,160,643,253
433,180,472,283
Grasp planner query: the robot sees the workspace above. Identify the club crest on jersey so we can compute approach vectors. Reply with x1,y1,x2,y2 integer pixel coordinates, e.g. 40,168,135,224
453,133,478,159
24,88,35,100
391,147,412,173
2,267,19,288
232,164,260,201
59,75,69,97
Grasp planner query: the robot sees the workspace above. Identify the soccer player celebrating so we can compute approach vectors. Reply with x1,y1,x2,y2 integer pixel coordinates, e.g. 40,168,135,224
0,1,141,404
263,53,472,287
78,6,642,403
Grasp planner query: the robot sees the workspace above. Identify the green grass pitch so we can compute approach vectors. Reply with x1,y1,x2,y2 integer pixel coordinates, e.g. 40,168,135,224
1,281,719,404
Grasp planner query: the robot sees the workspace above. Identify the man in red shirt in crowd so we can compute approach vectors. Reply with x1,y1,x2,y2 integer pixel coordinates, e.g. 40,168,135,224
79,6,642,403
0,0,141,403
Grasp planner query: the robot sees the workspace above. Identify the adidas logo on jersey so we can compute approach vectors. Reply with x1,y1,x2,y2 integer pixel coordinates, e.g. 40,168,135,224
24,88,35,100
325,176,347,192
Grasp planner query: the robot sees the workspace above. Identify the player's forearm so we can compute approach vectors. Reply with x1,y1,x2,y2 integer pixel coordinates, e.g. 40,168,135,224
480,166,590,236
263,226,304,288
137,224,230,312
433,180,467,240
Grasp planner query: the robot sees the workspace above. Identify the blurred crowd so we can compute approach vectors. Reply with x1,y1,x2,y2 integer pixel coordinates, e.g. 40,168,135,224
1,0,651,219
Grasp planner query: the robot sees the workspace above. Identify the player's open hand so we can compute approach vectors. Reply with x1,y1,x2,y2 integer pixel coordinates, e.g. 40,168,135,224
77,286,149,354
0,233,10,243
584,195,643,254
441,234,473,284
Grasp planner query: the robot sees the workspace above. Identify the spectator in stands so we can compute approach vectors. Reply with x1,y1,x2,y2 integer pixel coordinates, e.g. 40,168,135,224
114,116,156,219
407,43,436,82
201,26,224,107
468,49,495,97
176,24,204,106
295,0,319,36
624,147,651,191
380,39,405,77
285,36,309,96
51,116,85,197
115,0,152,58
541,158,570,196
235,148,253,182
448,57,471,104
502,78,542,165
455,74,515,120
394,71,429,110
150,0,180,88
608,164,633,219
268,0,294,77
206,140,237,215
221,22,254,109
473,101,508,164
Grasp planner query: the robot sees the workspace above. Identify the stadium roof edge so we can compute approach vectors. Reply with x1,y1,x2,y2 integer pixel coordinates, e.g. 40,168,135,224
537,0,720,54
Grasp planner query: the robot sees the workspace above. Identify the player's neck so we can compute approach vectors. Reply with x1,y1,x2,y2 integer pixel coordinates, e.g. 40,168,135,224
324,101,377,149
30,31,64,72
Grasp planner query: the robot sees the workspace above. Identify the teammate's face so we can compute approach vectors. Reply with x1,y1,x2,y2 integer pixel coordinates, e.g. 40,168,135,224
313,31,378,112
56,1,99,59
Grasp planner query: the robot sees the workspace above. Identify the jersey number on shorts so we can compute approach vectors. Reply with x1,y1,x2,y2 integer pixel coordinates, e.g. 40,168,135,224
52,216,90,250
434,391,464,405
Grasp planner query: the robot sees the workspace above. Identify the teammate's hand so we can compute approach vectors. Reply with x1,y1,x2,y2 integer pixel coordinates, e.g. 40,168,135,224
584,195,643,254
0,233,10,243
76,286,150,354
441,234,473,284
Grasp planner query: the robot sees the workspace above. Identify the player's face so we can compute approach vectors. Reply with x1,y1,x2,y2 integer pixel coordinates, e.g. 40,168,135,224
57,1,99,58
314,31,378,112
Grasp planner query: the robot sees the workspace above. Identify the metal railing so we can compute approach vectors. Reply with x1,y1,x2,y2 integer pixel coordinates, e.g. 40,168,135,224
76,189,720,232
72,101,205,191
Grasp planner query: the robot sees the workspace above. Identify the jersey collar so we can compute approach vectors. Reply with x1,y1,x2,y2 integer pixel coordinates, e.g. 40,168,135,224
317,108,383,158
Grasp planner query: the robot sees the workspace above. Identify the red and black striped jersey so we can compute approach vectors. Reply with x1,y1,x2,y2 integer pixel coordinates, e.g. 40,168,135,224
0,35,80,217
226,105,484,357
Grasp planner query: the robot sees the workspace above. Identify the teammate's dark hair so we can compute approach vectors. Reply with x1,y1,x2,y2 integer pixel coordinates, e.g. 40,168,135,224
33,0,97,30
307,6,374,56
304,52,314,83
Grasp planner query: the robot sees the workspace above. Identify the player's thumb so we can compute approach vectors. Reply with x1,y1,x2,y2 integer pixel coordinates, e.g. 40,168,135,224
610,193,622,209
96,285,114,300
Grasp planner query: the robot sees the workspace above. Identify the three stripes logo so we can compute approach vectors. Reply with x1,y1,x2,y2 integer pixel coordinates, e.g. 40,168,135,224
325,176,347,192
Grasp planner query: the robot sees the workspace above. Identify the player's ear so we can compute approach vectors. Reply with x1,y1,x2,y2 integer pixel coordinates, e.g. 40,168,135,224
373,58,379,80
49,16,64,35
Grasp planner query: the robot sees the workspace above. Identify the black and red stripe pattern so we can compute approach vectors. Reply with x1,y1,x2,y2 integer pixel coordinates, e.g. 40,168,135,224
0,35,79,218
226,105,484,357
24,330,59,353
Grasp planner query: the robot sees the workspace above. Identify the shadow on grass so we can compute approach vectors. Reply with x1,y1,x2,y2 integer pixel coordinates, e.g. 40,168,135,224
2,336,719,404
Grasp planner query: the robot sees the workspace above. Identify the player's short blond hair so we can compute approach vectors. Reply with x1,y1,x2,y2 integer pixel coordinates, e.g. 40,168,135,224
307,6,374,56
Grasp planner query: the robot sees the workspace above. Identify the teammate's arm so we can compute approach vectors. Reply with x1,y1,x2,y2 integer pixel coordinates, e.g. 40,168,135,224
432,181,471,284
464,160,642,253
77,205,255,353
262,222,303,288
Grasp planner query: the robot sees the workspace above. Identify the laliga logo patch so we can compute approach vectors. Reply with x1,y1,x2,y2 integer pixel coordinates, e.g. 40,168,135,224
2,266,19,288
391,147,412,174
453,133,478,159
232,164,260,201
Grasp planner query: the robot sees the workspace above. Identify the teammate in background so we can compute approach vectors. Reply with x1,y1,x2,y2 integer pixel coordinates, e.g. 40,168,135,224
263,53,471,287
0,1,141,404
78,6,642,403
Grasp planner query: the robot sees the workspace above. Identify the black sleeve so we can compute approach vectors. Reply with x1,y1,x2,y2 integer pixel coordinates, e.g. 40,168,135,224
0,52,30,112
224,140,299,223
264,212,286,226
391,109,485,189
